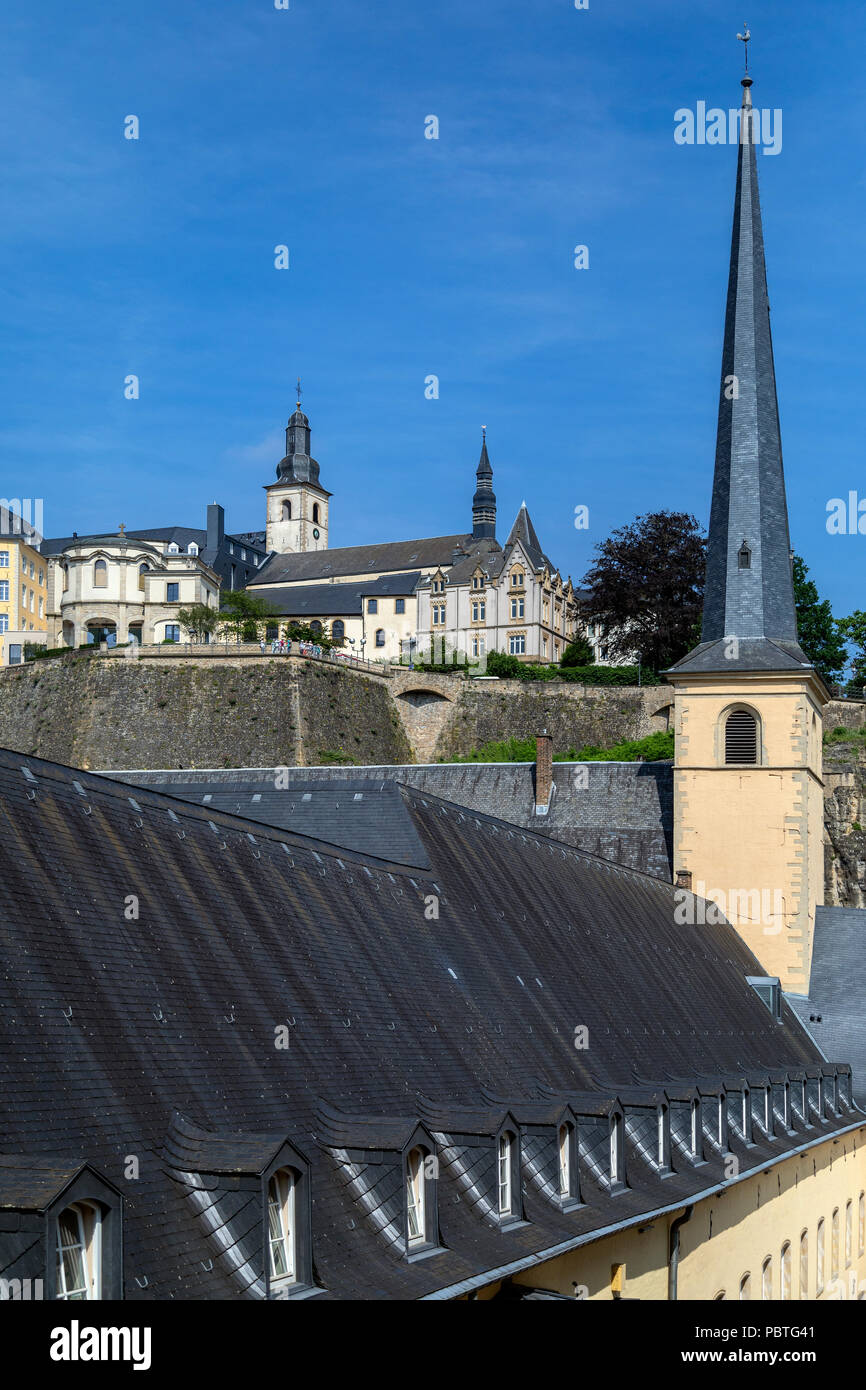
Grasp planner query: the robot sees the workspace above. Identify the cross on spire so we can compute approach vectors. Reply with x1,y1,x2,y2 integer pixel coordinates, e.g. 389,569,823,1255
737,22,751,75
296,376,302,410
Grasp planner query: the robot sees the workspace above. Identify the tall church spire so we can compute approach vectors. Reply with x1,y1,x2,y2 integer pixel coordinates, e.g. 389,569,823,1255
672,66,808,675
277,387,321,487
472,427,497,539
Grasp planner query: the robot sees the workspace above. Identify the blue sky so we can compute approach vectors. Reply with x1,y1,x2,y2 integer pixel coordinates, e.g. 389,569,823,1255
3,0,865,626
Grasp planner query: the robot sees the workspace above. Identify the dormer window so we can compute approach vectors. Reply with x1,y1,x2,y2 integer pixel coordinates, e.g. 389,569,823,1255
56,1202,102,1300
742,1088,752,1143
609,1112,624,1187
406,1147,427,1245
267,1169,297,1286
690,1100,700,1156
658,1106,668,1167
167,542,179,555
747,975,782,1020
738,541,751,569
558,1123,573,1198
187,542,199,556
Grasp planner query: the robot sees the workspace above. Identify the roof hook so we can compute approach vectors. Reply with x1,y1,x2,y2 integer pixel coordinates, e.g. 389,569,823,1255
200,1259,213,1272
286,1015,296,1027
134,1275,149,1290
343,1017,351,1028
224,1009,235,1023
153,1005,164,1022
387,1021,396,1030
61,1005,73,1022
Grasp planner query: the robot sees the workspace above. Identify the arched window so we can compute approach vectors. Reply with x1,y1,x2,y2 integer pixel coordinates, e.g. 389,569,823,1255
93,559,107,589
309,620,323,636
62,562,69,592
375,628,385,648
831,1208,840,1281
282,499,292,521
781,1241,792,1300
799,1230,809,1299
138,563,148,592
761,1256,773,1301
56,1201,102,1300
725,707,758,764
406,1147,427,1246
859,1193,865,1258
312,503,320,524
739,1271,751,1301
738,541,752,569
498,1132,515,1215
713,1289,726,1300
331,619,345,644
267,1170,296,1286
816,1218,825,1293
846,1200,853,1267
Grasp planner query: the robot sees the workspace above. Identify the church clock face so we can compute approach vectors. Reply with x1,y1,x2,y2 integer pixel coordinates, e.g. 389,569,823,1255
312,527,320,540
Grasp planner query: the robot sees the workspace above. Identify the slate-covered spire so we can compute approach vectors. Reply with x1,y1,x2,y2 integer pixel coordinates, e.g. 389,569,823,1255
276,381,322,487
671,70,809,675
472,428,497,539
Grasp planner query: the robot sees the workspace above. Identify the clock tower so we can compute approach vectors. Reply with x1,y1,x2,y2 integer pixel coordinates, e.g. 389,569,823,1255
264,386,331,555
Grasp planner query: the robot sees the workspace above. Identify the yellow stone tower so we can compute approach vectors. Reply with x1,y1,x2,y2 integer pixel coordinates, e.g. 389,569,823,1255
665,72,830,994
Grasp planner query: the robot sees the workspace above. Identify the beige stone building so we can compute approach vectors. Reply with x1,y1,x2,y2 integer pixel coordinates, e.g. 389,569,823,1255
0,506,49,665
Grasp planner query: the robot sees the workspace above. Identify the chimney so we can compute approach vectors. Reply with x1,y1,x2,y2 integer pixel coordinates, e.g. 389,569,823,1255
534,730,554,816
207,502,225,552
675,869,693,891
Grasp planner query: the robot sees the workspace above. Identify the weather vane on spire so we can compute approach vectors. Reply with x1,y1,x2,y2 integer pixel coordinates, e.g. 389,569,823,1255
296,376,302,410
737,22,751,75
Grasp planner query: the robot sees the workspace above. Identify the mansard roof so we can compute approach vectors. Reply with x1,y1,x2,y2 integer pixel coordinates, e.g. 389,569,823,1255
250,572,422,618
253,534,474,587
0,747,857,1299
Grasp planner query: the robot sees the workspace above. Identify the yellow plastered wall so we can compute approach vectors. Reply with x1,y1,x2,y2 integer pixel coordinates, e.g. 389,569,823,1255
502,1129,866,1301
669,674,826,992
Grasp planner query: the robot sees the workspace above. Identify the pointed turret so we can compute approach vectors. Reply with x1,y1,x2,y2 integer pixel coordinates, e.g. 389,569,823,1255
506,502,550,571
472,429,497,539
670,72,809,675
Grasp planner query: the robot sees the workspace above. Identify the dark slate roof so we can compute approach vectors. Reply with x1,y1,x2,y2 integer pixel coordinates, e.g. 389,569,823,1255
253,535,474,587
505,504,554,573
164,1113,291,1176
253,573,423,618
667,636,814,677
674,79,807,676
0,506,40,544
111,777,431,869
0,747,856,1300
0,1155,84,1211
40,526,264,557
788,907,866,1104
111,762,673,881
437,538,505,587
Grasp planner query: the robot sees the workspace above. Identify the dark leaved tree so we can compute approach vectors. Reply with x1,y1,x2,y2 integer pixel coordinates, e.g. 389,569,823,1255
792,555,847,684
581,511,706,673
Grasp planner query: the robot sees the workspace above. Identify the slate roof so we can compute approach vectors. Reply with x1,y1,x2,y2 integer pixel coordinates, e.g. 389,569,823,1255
111,776,431,869
111,761,674,881
252,535,474,587
788,907,866,1105
673,79,808,676
1,746,858,1299
254,573,423,619
505,504,554,573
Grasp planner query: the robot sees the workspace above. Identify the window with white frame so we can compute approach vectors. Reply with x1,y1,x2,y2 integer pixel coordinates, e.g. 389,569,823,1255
781,1241,791,1300
0,615,7,633
167,543,179,554
799,1230,808,1299
471,636,485,658
658,1106,667,1167
761,1256,772,1301
558,1123,572,1198
509,633,525,655
56,1201,102,1300
0,550,8,567
406,1147,427,1245
164,624,180,642
510,597,524,619
610,1113,622,1185
267,1170,296,1284
188,542,198,555
472,601,485,622
498,1133,514,1215
690,1100,699,1155
846,1200,852,1267
816,1218,825,1293
0,580,8,601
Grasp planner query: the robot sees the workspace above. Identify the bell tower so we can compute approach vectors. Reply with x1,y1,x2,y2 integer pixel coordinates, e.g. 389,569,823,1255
666,62,829,994
264,382,331,555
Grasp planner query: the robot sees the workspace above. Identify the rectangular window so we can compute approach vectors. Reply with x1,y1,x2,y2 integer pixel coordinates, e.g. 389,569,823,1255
510,598,524,618
267,1172,296,1284
0,580,8,600
39,596,43,618
395,598,405,614
0,615,8,633
846,1200,852,1267
165,624,180,642
498,1135,512,1215
816,1218,825,1293
367,599,378,614
0,551,8,567
508,633,526,655
166,583,179,602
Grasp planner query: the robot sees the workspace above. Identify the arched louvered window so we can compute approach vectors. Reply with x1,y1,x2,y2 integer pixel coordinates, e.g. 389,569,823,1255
725,708,758,764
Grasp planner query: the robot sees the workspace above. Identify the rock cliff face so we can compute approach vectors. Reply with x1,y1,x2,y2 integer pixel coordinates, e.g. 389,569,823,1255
824,745,866,909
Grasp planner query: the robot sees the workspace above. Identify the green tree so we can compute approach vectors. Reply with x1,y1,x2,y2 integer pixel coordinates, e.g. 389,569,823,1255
178,603,220,642
560,636,594,667
581,511,707,673
838,610,866,695
219,590,280,642
792,555,847,684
